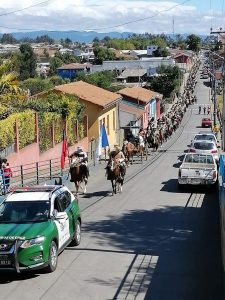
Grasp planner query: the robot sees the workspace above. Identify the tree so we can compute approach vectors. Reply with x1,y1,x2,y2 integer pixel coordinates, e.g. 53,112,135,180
93,37,100,43
35,35,54,44
1,33,18,44
18,43,37,80
147,65,182,98
0,62,26,115
19,78,53,95
185,34,201,53
49,52,80,76
93,47,116,64
75,70,116,90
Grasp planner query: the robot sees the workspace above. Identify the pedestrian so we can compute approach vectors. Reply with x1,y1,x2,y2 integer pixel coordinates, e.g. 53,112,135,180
213,124,220,138
198,105,201,114
2,162,12,192
207,106,211,115
203,106,206,114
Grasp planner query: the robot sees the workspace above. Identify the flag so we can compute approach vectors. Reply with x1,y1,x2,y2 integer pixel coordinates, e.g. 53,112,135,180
96,123,109,160
61,130,68,169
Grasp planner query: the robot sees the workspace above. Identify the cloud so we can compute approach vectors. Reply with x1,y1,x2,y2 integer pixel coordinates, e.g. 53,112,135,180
0,0,217,34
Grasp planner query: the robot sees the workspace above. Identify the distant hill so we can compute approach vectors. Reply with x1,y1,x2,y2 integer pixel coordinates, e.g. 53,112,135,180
0,31,207,44
8,31,133,43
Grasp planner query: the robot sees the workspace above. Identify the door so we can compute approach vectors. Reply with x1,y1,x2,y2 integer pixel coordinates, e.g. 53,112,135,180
54,193,70,249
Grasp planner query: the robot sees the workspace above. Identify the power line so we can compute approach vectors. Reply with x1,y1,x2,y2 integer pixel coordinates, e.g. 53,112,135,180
87,0,191,31
0,0,53,17
0,0,191,32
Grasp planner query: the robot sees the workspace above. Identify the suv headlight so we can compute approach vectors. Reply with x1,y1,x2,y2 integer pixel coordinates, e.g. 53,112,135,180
20,236,45,248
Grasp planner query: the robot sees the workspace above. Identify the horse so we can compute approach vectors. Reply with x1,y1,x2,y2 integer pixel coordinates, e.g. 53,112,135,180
146,132,160,151
106,158,124,195
122,141,136,165
69,158,88,195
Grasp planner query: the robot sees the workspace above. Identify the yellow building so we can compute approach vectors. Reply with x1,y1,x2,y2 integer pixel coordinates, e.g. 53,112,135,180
98,102,118,149
54,81,121,145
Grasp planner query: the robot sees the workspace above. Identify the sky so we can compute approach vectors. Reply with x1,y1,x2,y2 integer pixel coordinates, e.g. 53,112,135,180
0,0,224,35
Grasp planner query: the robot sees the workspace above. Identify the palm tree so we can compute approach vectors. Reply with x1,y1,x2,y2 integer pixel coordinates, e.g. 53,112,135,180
0,63,26,108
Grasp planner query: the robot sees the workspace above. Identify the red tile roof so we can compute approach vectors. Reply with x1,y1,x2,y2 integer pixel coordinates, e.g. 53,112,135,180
117,86,162,103
54,81,121,107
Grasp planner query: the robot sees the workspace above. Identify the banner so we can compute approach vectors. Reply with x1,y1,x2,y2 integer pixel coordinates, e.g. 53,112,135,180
61,130,68,169
96,123,109,160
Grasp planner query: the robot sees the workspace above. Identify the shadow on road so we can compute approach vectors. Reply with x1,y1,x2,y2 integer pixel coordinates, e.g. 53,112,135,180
0,271,41,284
82,190,111,198
82,191,223,300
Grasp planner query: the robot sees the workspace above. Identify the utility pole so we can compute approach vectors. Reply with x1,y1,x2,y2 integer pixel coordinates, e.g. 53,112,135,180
210,28,225,149
212,59,217,127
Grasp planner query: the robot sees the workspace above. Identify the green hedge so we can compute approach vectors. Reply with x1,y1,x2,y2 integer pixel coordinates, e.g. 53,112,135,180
0,110,35,151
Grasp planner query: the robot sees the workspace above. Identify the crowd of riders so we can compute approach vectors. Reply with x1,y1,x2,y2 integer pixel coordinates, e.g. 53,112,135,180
124,59,201,158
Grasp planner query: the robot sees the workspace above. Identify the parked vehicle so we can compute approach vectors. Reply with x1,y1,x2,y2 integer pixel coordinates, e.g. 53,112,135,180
0,185,81,273
189,140,219,162
192,132,218,147
178,153,217,188
201,118,212,128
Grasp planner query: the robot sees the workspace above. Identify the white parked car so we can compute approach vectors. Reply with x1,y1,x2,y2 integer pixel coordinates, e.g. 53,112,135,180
189,140,219,162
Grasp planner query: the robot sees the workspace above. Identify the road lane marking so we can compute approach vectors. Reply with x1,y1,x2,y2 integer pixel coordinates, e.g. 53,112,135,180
114,254,158,300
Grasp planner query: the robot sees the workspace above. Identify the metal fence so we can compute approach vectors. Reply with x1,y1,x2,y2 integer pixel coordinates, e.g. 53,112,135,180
0,147,105,195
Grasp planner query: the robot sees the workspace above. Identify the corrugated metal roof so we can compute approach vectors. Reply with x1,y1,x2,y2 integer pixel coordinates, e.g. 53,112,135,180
117,69,147,78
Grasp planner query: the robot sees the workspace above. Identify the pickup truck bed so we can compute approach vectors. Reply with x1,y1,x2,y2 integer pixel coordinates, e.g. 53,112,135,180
178,154,217,187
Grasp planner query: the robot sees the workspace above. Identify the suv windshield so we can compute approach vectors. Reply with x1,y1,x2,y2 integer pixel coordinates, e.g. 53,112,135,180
193,142,214,150
0,201,50,223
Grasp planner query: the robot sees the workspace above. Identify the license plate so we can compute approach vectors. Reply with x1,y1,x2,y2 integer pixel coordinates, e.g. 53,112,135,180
0,260,11,265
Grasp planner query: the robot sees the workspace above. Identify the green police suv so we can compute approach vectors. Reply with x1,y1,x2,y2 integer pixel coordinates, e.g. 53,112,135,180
0,185,81,273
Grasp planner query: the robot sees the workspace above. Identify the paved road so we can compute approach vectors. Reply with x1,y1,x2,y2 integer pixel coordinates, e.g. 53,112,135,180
0,64,224,300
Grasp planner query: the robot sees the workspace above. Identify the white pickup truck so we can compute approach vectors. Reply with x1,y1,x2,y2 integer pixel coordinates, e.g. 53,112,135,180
178,153,217,189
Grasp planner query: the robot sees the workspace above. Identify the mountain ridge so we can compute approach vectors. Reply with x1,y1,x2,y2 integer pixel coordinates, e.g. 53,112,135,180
0,31,208,43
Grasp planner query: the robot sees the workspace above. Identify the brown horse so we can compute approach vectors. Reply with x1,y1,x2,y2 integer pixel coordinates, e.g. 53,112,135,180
69,158,88,195
106,158,124,195
122,141,136,165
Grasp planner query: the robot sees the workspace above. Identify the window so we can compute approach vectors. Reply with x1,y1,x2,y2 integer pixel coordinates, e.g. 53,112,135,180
113,111,115,131
107,114,110,135
55,192,71,212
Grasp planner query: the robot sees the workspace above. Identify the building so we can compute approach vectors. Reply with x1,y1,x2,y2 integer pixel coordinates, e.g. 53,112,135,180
147,45,159,56
57,63,91,80
117,86,162,130
91,57,176,74
73,47,95,61
116,69,147,85
54,81,122,146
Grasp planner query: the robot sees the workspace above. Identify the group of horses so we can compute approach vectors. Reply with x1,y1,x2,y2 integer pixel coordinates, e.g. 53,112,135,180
69,60,200,196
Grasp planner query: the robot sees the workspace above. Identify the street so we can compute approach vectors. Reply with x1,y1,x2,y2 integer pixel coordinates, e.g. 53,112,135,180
0,66,224,300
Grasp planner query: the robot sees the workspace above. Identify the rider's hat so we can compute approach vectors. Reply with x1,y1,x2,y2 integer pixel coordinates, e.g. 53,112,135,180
114,143,120,150
77,145,83,151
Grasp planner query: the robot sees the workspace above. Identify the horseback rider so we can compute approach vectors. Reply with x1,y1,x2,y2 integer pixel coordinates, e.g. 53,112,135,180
108,144,126,177
138,129,145,148
71,146,89,178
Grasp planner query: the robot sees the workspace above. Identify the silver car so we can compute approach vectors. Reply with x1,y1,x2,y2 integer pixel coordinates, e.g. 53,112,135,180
189,140,219,162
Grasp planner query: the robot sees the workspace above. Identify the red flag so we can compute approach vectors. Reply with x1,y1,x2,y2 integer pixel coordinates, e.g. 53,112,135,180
61,130,68,169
